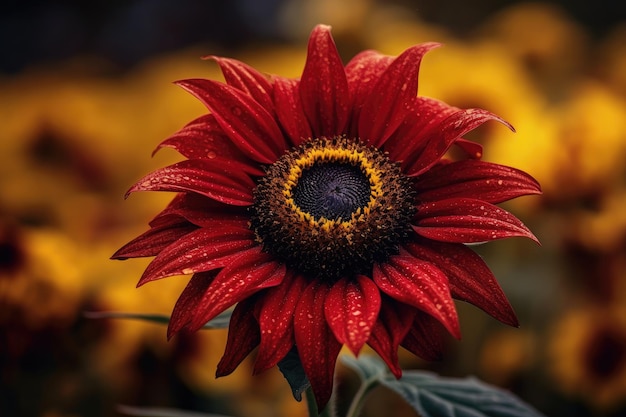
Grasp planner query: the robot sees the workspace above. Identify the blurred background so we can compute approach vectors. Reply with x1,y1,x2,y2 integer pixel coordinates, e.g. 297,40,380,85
1,1,626,416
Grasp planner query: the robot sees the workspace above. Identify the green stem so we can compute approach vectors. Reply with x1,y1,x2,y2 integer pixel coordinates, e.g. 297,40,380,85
305,387,319,417
304,387,333,417
320,404,332,417
345,378,380,417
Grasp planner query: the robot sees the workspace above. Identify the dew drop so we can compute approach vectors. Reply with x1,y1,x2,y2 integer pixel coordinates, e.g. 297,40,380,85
207,151,217,159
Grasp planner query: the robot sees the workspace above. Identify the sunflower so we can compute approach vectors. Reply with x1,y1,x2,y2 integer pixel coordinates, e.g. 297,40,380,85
548,305,626,411
113,25,540,409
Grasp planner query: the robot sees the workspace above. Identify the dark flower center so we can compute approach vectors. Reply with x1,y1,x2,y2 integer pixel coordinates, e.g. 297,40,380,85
0,227,25,276
292,162,371,222
584,324,626,380
250,137,416,281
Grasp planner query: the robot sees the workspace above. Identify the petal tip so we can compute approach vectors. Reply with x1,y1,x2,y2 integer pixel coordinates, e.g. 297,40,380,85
313,23,332,32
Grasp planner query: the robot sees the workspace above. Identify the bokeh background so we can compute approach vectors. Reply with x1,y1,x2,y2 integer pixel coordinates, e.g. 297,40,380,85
2,1,626,416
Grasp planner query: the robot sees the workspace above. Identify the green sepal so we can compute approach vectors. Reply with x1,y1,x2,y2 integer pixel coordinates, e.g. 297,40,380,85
84,310,232,329
277,348,311,402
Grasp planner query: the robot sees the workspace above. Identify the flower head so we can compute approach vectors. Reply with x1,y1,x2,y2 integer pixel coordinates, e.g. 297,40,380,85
113,24,540,409
548,306,626,411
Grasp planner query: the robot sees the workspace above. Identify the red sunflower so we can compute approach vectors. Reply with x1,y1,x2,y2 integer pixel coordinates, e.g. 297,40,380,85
113,24,540,409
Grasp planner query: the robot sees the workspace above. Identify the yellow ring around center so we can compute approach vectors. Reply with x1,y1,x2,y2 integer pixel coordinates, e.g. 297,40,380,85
281,146,384,230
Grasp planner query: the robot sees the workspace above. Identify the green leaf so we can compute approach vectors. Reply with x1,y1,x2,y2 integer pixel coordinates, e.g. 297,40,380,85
341,354,390,381
277,348,311,402
117,404,232,417
381,370,545,417
84,310,232,329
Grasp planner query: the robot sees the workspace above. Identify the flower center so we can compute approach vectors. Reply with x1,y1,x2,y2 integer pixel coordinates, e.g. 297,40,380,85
584,324,626,380
292,162,371,222
250,137,416,280
0,227,25,276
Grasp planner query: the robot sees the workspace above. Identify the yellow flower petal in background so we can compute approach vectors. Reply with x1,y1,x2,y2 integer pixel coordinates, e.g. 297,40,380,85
488,80,626,208
0,224,86,329
567,188,626,253
548,82,626,203
476,2,589,98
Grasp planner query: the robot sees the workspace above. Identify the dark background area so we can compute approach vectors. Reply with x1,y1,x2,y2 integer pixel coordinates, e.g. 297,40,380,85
1,0,624,74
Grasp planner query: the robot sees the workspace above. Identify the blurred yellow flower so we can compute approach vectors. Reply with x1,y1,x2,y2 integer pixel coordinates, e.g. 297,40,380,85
491,80,626,206
567,188,626,253
549,82,626,202
477,2,589,96
548,305,626,411
0,224,85,328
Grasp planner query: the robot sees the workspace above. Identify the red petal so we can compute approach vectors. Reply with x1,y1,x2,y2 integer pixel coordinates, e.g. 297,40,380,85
272,76,312,146
413,198,539,244
359,43,440,148
299,25,350,137
414,160,542,204
126,159,255,206
155,193,248,228
176,79,286,164
137,223,255,285
373,255,460,338
385,97,458,163
404,108,514,176
324,275,381,356
294,281,342,411
367,298,417,378
168,271,216,337
401,310,445,361
209,56,274,111
158,206,249,229
216,297,261,377
188,247,286,331
111,216,197,260
345,50,394,131
403,240,519,326
254,273,307,373
153,114,255,166
454,138,483,159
